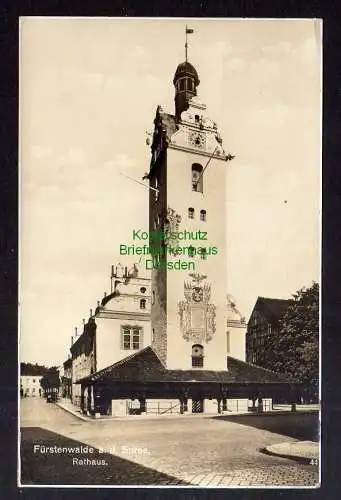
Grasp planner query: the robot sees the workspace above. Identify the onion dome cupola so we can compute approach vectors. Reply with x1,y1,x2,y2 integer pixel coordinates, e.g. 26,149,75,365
173,61,200,121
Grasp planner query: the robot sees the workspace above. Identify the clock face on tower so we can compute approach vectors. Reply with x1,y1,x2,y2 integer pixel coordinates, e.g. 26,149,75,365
192,287,203,302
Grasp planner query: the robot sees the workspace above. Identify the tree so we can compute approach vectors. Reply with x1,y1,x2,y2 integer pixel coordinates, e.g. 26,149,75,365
269,282,319,401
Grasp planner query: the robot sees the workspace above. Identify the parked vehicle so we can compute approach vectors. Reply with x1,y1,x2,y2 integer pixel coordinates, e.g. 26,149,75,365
46,393,58,403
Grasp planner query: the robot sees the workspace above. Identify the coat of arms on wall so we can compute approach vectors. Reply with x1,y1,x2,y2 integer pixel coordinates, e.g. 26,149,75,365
178,273,216,343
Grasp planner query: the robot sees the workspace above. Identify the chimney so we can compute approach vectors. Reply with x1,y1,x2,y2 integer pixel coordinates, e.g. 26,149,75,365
104,292,107,297
90,308,92,317
71,336,73,345
111,264,115,277
82,318,85,325
97,300,100,307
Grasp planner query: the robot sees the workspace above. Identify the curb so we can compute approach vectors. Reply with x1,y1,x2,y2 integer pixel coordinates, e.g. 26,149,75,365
261,445,318,465
56,402,94,422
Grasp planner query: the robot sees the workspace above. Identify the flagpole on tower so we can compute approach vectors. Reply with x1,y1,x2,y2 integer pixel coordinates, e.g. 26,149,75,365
185,26,194,63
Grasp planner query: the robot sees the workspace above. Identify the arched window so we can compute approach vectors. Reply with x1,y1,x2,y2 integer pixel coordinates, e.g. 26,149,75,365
140,299,146,310
188,207,194,219
192,344,204,368
200,209,206,221
192,164,203,193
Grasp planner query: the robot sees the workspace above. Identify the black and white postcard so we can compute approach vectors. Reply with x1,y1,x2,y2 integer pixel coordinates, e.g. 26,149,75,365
19,17,321,488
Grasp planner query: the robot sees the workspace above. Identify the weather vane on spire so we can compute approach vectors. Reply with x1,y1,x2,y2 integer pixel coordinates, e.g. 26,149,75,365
185,25,194,62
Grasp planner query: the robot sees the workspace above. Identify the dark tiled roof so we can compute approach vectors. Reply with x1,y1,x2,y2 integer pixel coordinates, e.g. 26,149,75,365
252,297,291,323
78,346,289,385
173,61,200,85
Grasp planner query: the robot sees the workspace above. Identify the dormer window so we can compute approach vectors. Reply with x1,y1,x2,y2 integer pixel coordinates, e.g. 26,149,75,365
188,207,194,219
195,114,200,123
200,209,206,221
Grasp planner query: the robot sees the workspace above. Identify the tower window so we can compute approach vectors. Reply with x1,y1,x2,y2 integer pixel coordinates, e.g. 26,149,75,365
192,164,203,193
195,114,200,123
200,248,207,260
192,344,204,368
140,299,146,310
121,326,143,350
140,287,146,294
188,207,194,219
186,78,194,91
188,246,195,258
179,79,185,91
200,209,206,221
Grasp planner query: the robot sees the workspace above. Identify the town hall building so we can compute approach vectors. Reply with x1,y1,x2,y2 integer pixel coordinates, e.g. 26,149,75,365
76,43,296,416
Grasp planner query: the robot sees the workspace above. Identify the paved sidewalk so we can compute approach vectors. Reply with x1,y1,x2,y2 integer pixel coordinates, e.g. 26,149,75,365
265,441,319,463
56,399,92,422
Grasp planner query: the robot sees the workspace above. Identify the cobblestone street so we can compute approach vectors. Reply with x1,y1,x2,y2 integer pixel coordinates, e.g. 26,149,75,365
20,398,319,487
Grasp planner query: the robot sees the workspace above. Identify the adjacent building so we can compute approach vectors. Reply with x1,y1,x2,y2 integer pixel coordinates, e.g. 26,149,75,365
246,296,291,368
70,263,151,408
20,375,43,397
61,357,72,399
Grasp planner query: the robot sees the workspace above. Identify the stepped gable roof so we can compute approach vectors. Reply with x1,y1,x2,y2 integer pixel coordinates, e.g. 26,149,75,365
77,346,290,385
251,297,292,323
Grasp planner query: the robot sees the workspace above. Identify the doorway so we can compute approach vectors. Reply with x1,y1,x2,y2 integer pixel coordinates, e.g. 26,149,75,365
192,398,204,413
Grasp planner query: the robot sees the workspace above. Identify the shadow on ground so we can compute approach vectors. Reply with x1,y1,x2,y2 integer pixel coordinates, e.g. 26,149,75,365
20,427,189,485
211,412,319,441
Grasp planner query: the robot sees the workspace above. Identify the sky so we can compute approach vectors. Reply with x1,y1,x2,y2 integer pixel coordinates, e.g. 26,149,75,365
19,18,321,367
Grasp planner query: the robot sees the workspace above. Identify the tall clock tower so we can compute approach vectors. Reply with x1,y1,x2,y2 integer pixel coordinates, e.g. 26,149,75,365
148,57,232,371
